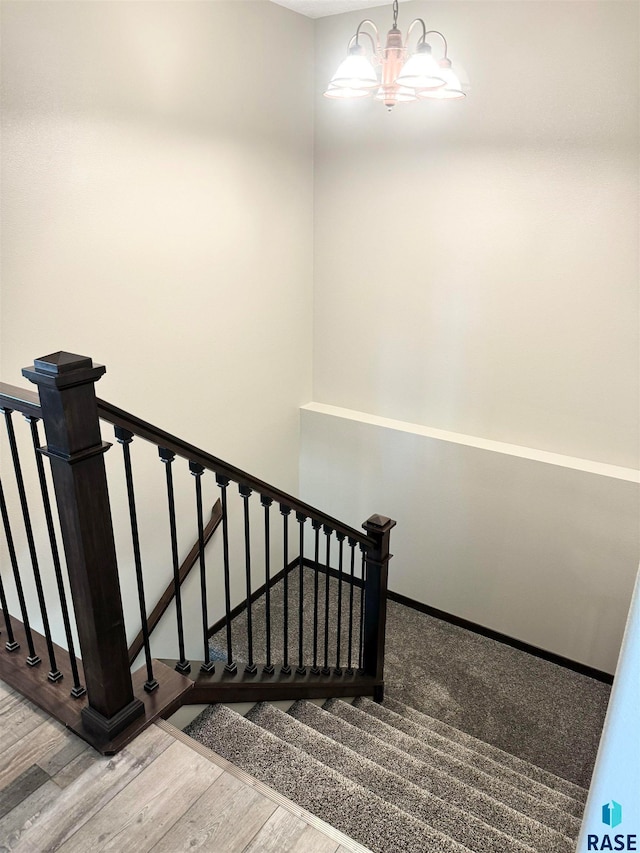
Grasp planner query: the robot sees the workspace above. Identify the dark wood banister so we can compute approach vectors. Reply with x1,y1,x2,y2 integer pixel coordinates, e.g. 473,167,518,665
127,499,223,665
0,382,42,418
96,397,374,549
0,382,372,547
0,382,226,669
1,357,393,745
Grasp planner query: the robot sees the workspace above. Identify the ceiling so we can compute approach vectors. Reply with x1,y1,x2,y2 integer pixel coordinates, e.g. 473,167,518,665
270,0,411,19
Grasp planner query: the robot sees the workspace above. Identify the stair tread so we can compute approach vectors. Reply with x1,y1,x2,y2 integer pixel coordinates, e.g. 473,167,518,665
288,699,576,853
354,696,586,816
247,700,539,853
322,698,581,841
382,695,588,803
184,703,473,853
292,703,577,853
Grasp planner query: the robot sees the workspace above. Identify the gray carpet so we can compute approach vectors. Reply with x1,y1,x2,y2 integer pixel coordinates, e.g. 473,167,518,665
185,698,585,853
186,702,472,853
184,565,609,852
209,565,609,786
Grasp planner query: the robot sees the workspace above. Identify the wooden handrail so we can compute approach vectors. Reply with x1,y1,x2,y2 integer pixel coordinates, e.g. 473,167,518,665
0,382,372,548
0,382,42,419
128,499,223,664
96,397,373,549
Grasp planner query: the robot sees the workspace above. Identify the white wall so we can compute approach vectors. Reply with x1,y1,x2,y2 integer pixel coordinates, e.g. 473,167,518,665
2,0,313,482
313,0,638,466
300,405,639,673
0,1,314,658
303,0,640,671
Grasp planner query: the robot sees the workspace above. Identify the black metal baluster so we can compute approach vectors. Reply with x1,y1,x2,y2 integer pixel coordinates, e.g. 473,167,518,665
190,462,215,674
239,485,257,675
335,533,345,675
216,475,237,673
159,448,190,674
358,547,366,672
261,496,274,675
0,480,30,652
322,526,332,675
0,564,17,651
296,512,306,675
346,538,356,675
311,519,321,675
4,409,59,678
31,417,85,696
280,504,292,675
0,477,34,658
0,480,18,652
116,428,158,691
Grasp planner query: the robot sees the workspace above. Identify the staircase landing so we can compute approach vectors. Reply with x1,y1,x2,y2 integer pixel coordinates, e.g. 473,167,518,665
0,679,368,853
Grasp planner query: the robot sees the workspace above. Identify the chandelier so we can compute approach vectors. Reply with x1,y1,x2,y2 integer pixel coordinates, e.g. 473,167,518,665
324,0,467,111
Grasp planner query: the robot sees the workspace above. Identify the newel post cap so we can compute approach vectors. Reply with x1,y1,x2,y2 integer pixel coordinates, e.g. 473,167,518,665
22,351,106,389
363,514,397,534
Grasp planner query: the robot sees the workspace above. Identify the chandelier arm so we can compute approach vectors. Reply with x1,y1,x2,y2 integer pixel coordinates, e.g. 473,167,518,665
425,29,449,58
354,19,379,50
349,28,377,56
404,18,427,49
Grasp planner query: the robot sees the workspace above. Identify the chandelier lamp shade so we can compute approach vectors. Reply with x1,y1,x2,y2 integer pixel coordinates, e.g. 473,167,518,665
324,0,468,110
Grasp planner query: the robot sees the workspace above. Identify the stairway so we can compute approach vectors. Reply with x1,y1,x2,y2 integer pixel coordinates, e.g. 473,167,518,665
184,694,588,853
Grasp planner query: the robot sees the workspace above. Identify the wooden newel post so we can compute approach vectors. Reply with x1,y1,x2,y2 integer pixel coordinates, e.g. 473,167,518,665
362,514,396,702
22,352,144,740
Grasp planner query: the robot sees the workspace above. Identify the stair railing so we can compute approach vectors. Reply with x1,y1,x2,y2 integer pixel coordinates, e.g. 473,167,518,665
0,382,86,697
127,499,222,666
0,351,395,750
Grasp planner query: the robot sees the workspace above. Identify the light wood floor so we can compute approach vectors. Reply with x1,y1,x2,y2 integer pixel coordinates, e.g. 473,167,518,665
0,680,369,853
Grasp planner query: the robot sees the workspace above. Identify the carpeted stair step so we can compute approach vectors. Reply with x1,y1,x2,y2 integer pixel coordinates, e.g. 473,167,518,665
184,703,473,853
290,700,576,853
247,701,537,853
354,696,585,818
324,698,581,842
382,695,588,805
324,699,580,838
